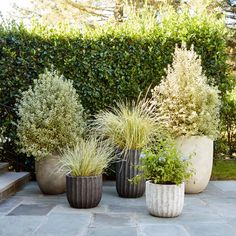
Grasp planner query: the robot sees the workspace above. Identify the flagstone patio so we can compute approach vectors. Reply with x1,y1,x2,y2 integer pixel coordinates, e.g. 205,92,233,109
0,181,236,236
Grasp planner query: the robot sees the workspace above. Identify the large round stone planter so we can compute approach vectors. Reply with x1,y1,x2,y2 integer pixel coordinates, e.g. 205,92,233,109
35,154,66,195
66,174,102,208
176,136,213,194
116,149,145,198
146,181,185,217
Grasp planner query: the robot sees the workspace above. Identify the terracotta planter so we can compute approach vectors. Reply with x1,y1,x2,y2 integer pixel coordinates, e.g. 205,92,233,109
176,136,213,194
116,149,145,198
66,174,102,208
35,154,66,195
146,181,185,217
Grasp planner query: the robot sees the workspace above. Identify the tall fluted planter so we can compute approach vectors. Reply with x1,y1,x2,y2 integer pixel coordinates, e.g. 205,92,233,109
176,136,213,194
116,149,145,198
35,154,66,195
66,174,102,208
146,181,185,217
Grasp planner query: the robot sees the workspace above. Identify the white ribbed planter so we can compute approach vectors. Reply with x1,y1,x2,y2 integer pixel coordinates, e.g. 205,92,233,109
146,181,185,218
176,136,213,194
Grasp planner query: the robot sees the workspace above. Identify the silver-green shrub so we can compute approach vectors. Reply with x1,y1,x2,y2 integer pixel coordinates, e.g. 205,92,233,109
152,44,220,139
17,69,85,160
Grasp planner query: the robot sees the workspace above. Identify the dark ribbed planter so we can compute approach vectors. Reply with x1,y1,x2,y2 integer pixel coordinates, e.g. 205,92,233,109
66,174,102,208
116,149,145,198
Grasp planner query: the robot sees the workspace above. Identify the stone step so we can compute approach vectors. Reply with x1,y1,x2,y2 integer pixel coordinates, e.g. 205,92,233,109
0,162,9,174
0,172,30,201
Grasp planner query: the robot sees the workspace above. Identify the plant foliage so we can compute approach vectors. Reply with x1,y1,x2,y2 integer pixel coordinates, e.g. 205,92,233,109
133,135,193,185
0,7,229,170
59,138,114,176
93,97,157,152
17,68,85,161
152,44,221,139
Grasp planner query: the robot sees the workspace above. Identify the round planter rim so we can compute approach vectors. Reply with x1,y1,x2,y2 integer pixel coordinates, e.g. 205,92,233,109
146,180,184,187
66,173,102,178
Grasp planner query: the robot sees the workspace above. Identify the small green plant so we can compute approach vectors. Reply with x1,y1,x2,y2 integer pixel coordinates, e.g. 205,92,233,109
17,68,85,161
152,44,221,139
133,135,193,185
59,138,114,177
93,97,157,153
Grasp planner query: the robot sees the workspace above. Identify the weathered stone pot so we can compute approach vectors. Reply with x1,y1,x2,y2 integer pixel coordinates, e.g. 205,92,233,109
116,149,145,198
176,136,213,194
35,154,66,195
66,174,102,208
146,181,185,217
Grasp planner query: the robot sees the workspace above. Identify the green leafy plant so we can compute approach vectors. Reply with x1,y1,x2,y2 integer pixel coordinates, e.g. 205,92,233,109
17,68,85,161
93,97,157,153
59,138,114,177
133,135,193,185
152,44,221,139
0,7,229,172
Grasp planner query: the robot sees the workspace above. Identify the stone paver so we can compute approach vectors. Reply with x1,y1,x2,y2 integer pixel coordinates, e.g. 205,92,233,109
8,203,55,216
91,213,135,227
184,222,236,236
87,227,137,236
139,224,189,236
0,181,235,236
34,213,91,236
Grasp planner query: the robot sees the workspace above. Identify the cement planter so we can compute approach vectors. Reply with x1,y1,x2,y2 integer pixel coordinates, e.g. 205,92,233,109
116,149,145,198
176,136,213,194
66,174,102,208
146,181,185,217
35,154,66,195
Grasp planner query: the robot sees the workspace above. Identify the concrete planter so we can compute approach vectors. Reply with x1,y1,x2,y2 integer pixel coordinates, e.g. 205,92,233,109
176,136,213,194
116,149,145,198
66,174,102,208
146,181,185,217
35,154,66,195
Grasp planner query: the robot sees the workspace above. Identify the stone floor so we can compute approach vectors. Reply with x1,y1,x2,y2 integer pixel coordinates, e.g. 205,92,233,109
0,181,236,236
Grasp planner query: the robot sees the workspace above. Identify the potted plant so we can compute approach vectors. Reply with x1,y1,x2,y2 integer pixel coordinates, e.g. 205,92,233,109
151,44,220,193
133,135,193,217
93,98,157,198
59,138,114,208
17,68,85,195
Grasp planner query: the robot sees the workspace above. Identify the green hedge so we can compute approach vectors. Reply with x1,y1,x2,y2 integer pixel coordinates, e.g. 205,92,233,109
0,9,229,172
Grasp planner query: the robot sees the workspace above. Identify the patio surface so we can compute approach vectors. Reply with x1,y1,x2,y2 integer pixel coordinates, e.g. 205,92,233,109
0,181,236,236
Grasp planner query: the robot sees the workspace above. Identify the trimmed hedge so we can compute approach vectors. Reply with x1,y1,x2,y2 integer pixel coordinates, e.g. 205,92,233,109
0,9,229,172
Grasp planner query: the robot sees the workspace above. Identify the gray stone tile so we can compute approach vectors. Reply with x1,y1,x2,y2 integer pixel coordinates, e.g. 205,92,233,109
139,224,189,236
35,213,91,236
8,204,55,216
51,203,107,214
208,203,236,218
0,198,22,214
108,204,147,214
103,181,115,187
91,213,134,227
101,188,145,206
183,197,214,214
87,227,137,236
137,211,225,225
211,181,236,192
0,215,45,236
14,181,42,196
227,218,236,230
184,222,236,236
